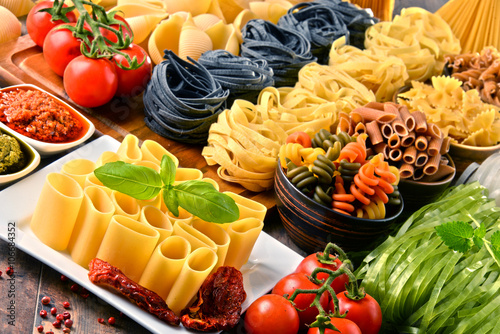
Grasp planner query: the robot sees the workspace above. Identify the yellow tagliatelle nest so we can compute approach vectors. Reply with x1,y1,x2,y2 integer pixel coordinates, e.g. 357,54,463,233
0,5,21,44
397,76,500,146
202,62,376,191
365,7,461,83
329,38,409,102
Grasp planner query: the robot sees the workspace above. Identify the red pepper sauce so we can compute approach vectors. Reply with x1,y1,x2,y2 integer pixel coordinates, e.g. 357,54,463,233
0,88,85,143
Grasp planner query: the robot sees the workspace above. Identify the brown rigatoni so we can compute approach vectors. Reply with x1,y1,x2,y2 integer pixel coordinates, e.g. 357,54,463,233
403,146,417,164
391,117,409,137
399,163,414,179
389,148,402,161
412,110,428,133
366,121,384,145
398,105,415,132
374,142,390,159
427,135,444,156
413,167,425,181
415,135,428,151
350,106,397,124
381,123,394,139
425,123,442,139
415,151,429,168
440,136,451,154
423,154,441,175
401,131,416,147
354,122,366,135
388,133,401,149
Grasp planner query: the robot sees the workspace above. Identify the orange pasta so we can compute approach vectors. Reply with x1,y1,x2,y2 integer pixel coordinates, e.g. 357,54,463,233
337,134,368,163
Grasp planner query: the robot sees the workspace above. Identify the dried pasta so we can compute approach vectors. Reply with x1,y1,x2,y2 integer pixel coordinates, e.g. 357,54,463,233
397,76,500,146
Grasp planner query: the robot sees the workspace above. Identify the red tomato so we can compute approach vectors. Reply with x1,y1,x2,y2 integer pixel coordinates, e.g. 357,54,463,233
112,44,152,97
26,1,77,47
244,294,299,334
334,292,382,334
63,56,118,108
286,131,312,147
43,23,83,77
100,14,133,44
295,253,350,294
272,273,329,330
307,317,362,334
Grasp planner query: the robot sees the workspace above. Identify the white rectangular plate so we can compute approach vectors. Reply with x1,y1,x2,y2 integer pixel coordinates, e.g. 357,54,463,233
0,135,304,333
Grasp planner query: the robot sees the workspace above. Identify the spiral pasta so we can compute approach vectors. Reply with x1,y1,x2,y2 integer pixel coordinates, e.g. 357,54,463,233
284,160,318,193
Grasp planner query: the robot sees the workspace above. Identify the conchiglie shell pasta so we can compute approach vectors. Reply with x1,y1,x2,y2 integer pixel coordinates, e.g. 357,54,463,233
107,3,168,44
217,0,250,23
164,0,211,16
249,0,292,24
0,6,21,44
204,21,239,55
0,0,33,17
178,18,213,61
193,13,222,31
148,13,186,64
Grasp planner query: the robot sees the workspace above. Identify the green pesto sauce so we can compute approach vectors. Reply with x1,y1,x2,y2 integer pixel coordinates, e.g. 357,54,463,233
0,133,25,174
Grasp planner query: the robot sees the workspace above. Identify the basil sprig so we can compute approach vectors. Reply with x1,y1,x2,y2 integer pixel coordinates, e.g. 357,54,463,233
94,155,239,224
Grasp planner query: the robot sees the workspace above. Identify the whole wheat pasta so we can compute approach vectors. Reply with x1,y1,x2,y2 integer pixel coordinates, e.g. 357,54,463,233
350,106,397,124
399,163,414,179
420,161,455,182
427,135,444,156
412,110,428,133
338,117,352,135
403,146,417,164
383,102,399,115
366,121,384,145
425,123,442,139
381,123,394,139
391,117,409,137
415,135,428,151
401,131,416,147
423,154,441,175
413,167,425,181
387,133,401,149
364,101,385,110
398,105,415,132
415,151,429,168
389,148,402,162
374,142,390,160
440,136,451,154
354,122,366,135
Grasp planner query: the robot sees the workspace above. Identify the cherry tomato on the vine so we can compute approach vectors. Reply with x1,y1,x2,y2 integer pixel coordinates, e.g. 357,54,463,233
295,252,350,295
43,23,84,77
63,55,118,108
307,317,362,334
244,294,299,334
112,44,152,97
286,131,312,148
100,14,132,45
26,1,77,47
272,273,329,330
333,292,382,334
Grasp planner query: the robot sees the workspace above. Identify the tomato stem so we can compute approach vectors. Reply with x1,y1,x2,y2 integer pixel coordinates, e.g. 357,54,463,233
315,243,350,266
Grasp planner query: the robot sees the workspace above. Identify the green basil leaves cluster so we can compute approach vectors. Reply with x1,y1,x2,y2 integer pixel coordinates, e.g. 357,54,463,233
94,155,239,224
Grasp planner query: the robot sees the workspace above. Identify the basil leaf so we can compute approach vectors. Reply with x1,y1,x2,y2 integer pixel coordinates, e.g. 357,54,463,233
160,154,177,186
94,161,162,200
163,185,179,217
173,180,239,224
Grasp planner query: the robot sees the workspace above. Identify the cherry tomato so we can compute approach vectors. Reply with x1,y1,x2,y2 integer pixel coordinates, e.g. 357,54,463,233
244,294,299,334
295,253,350,295
100,14,132,44
286,131,312,147
43,23,84,76
112,44,152,97
26,1,77,47
334,292,382,334
63,55,118,108
272,273,329,330
307,317,362,334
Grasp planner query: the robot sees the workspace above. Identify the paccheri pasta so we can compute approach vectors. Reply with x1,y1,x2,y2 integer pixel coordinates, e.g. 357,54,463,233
397,76,500,147
29,134,266,316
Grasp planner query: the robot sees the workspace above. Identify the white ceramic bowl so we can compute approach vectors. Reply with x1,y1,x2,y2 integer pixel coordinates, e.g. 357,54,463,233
0,84,95,156
0,126,40,185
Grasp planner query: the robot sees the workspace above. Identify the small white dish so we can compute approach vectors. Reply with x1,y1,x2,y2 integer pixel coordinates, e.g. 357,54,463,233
0,84,95,156
0,126,40,185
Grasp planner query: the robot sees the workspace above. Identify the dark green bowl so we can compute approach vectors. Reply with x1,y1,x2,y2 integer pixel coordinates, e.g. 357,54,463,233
274,164,404,254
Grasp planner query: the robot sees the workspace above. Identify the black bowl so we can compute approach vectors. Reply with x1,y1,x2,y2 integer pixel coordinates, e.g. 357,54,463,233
274,164,404,254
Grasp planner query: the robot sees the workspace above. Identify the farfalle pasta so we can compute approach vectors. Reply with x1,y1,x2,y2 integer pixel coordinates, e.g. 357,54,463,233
397,76,500,146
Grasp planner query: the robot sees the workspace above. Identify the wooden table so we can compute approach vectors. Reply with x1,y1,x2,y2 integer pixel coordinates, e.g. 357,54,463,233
0,1,451,332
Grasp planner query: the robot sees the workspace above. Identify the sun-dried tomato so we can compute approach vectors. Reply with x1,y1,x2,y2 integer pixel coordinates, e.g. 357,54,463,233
88,258,180,326
180,266,246,332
